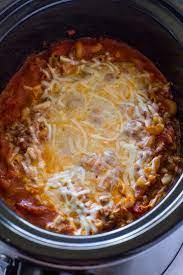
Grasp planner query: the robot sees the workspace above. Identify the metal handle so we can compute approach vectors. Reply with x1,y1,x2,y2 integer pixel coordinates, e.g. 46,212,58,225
0,255,12,275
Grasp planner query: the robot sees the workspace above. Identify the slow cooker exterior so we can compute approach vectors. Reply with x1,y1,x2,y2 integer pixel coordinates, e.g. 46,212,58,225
0,0,182,271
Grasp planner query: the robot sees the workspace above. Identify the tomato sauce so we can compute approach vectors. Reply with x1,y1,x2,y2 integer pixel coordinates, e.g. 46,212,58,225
0,38,179,232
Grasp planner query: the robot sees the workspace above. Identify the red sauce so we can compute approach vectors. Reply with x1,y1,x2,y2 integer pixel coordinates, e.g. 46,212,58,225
0,38,177,232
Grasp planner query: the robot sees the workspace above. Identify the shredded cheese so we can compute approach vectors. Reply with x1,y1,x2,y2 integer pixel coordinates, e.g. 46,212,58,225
8,53,167,235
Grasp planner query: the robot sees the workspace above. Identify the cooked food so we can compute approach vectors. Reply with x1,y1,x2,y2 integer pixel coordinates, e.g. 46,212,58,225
0,38,181,235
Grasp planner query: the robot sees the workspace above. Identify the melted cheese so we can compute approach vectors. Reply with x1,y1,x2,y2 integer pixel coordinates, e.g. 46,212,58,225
9,54,166,235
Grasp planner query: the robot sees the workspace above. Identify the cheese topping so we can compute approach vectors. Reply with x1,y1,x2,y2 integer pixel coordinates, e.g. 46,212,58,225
6,50,178,235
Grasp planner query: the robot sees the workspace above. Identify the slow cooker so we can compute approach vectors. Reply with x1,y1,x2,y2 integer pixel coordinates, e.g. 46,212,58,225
0,0,182,274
